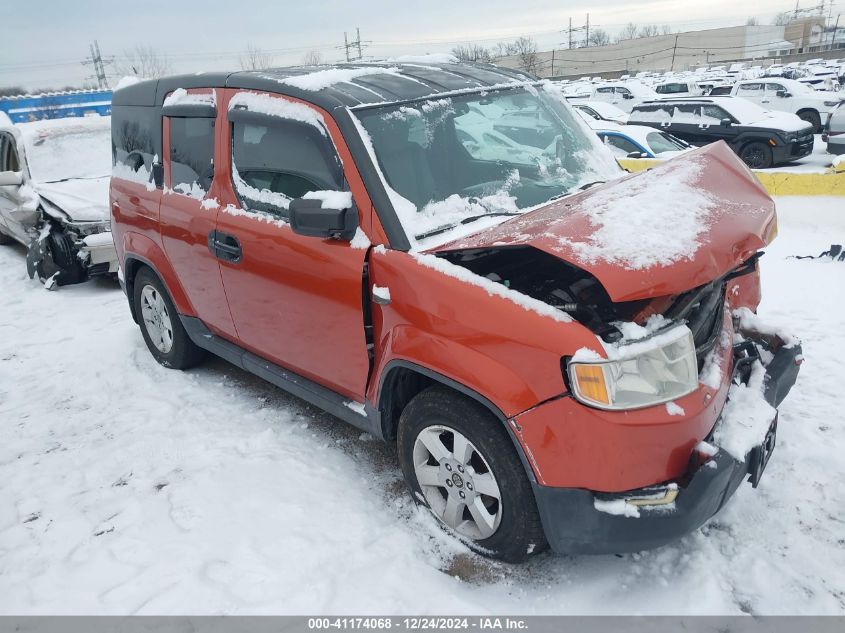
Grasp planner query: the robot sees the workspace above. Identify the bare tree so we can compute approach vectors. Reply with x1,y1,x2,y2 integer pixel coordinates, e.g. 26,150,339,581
0,86,26,97
451,44,493,63
772,11,792,26
239,43,274,71
115,45,172,78
616,22,640,42
512,37,540,74
492,41,519,57
660,25,672,35
588,28,611,47
638,24,661,38
746,16,760,26
301,50,324,66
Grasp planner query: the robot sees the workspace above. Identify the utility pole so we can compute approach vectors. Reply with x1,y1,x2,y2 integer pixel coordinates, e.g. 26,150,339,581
670,34,679,70
833,13,841,50
340,28,369,62
82,40,113,90
569,17,572,49
585,13,590,47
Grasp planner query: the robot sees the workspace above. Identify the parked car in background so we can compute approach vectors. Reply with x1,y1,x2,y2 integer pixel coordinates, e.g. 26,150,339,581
578,114,692,158
111,63,800,562
569,81,659,113
571,101,629,124
730,78,843,131
822,102,845,155
0,116,117,287
628,96,814,168
655,81,703,97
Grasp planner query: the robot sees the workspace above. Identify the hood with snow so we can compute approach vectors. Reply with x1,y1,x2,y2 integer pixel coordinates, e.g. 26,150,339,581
432,142,776,302
33,177,110,223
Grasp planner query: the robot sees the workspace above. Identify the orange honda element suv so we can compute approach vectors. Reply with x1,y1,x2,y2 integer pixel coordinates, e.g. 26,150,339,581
110,63,801,562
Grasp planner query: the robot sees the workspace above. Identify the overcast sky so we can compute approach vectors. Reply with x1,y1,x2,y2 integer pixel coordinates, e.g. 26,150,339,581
0,0,832,90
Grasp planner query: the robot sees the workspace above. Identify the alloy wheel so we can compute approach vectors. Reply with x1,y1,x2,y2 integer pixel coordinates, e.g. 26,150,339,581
413,425,503,540
140,284,174,354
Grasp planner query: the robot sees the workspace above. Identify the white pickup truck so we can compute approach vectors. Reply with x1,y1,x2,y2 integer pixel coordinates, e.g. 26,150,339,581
725,78,844,132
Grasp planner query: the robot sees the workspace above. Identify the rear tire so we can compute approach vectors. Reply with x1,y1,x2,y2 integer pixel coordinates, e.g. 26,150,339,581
739,142,773,169
397,386,547,563
132,267,206,369
797,109,821,133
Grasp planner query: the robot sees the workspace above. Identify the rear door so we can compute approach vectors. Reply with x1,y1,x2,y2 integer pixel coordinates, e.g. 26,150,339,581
159,89,237,339
213,90,371,400
735,82,765,107
0,131,34,243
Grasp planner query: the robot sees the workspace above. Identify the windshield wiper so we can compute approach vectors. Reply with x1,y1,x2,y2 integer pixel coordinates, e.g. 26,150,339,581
414,212,521,241
577,180,605,191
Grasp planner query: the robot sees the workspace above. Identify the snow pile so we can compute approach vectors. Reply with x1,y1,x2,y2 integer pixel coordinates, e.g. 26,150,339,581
112,162,155,192
302,190,353,209
714,362,777,461
232,165,291,211
410,252,571,323
372,285,391,303
350,228,371,250
113,76,143,91
278,66,400,92
734,306,800,349
229,92,327,136
163,88,216,108
666,402,685,416
594,498,640,518
560,155,719,269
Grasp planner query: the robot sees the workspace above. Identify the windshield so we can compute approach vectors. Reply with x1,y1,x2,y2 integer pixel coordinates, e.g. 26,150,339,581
22,119,111,183
646,131,688,153
355,86,621,243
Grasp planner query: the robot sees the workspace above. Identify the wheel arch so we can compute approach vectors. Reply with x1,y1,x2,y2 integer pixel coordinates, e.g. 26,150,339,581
123,253,189,325
376,360,538,484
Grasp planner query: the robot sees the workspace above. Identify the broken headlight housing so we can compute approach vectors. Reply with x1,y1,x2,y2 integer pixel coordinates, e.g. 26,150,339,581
567,324,699,410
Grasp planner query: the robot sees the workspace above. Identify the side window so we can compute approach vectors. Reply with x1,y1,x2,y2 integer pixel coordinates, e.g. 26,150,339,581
112,105,158,177
702,105,729,121
231,116,343,217
615,87,631,96
168,117,215,195
596,87,614,94
601,134,640,156
737,83,762,94
766,83,785,93
0,134,20,172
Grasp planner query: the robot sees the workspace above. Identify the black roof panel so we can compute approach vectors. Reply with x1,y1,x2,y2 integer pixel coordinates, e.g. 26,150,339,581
112,62,535,111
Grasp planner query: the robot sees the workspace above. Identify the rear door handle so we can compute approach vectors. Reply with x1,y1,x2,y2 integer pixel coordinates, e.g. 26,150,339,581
208,230,242,263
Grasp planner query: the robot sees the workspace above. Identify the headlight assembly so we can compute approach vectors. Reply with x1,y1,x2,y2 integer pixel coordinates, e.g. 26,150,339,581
567,324,699,410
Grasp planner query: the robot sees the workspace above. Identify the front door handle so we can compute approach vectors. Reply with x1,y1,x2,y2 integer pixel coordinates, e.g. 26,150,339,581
208,230,242,263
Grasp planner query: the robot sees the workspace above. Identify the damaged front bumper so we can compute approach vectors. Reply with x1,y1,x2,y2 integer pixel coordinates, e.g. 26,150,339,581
532,331,802,555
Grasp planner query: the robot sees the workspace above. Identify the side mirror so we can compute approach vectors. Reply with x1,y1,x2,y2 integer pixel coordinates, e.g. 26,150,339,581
721,118,733,127
626,151,645,159
623,93,634,100
289,196,357,241
776,90,791,98
0,170,22,186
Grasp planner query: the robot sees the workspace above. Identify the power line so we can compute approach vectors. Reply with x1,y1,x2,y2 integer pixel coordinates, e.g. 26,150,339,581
339,28,370,62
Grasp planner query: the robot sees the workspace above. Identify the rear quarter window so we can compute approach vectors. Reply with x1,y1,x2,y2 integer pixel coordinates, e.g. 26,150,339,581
112,105,160,177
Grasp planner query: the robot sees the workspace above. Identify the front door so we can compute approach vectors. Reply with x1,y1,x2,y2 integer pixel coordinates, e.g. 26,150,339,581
213,90,370,400
159,89,237,339
0,132,33,243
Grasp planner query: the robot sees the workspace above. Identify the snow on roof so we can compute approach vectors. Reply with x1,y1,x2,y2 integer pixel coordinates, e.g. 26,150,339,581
228,91,327,135
276,66,401,92
387,54,459,64
163,87,216,107
114,76,143,92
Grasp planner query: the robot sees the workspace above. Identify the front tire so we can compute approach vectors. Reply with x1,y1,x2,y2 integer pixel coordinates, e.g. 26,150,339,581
397,386,547,563
132,267,205,369
739,142,773,169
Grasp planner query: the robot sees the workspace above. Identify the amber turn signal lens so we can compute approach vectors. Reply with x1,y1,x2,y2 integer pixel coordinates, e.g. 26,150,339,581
571,364,610,406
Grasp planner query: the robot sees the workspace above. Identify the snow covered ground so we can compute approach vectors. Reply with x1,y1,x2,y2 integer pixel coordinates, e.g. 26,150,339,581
1,197,844,615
